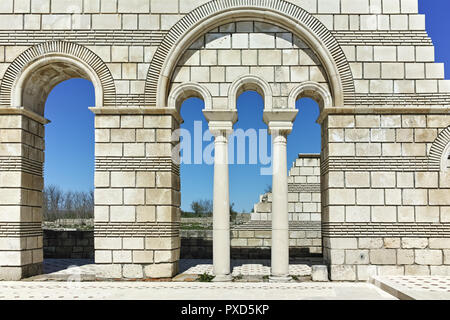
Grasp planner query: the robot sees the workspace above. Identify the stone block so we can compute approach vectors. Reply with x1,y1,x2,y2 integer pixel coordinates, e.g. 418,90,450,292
397,249,414,265
416,206,440,223
429,239,450,249
402,238,428,249
123,264,144,279
0,267,23,281
358,238,383,249
429,190,450,206
329,238,358,249
95,250,112,264
370,249,397,265
113,251,132,264
311,265,329,282
384,238,401,249
95,238,122,250
405,265,430,276
123,238,144,250
377,266,404,276
415,250,443,265
372,206,397,223
345,250,370,265
133,251,154,264
430,266,450,276
96,264,122,279
144,263,177,278
330,265,356,281
356,265,378,281
154,250,178,263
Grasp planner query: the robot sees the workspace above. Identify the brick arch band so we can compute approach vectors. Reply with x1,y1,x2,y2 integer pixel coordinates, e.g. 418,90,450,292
145,0,355,108
0,41,116,108
429,126,450,171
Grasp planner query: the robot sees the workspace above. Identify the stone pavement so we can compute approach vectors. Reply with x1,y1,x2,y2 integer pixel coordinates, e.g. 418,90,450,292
0,281,395,300
34,259,320,281
370,276,450,300
3,259,448,300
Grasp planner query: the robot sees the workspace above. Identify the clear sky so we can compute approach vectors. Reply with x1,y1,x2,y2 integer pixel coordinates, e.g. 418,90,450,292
44,0,450,212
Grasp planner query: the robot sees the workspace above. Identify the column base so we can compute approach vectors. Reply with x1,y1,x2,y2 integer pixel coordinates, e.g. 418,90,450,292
269,275,292,283
212,274,233,282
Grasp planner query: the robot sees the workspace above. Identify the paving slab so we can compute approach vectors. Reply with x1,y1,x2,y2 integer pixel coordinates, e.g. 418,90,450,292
370,276,450,300
0,281,396,300
29,259,316,282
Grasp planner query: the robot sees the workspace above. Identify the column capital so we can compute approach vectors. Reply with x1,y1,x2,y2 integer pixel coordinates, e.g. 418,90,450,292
264,109,298,136
263,109,298,136
203,110,237,137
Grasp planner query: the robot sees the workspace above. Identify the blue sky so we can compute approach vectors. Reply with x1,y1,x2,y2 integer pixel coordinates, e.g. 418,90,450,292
44,1,450,212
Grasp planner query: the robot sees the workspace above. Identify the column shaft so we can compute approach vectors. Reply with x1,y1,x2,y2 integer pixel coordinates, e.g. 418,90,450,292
212,132,231,281
271,132,290,280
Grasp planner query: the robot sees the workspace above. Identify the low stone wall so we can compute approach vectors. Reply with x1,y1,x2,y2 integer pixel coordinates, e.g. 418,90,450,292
181,221,322,259
43,229,94,259
43,220,322,260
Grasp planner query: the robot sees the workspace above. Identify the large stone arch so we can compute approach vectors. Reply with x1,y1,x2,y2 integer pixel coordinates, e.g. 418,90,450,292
0,41,116,115
429,126,450,171
145,0,354,108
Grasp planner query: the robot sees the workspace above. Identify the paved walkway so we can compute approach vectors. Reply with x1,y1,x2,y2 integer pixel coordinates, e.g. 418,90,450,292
40,258,320,280
370,275,450,300
0,281,395,300
3,259,447,300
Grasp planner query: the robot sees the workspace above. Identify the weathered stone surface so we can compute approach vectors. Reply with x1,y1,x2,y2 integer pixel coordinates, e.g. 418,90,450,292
0,0,449,282
312,265,329,282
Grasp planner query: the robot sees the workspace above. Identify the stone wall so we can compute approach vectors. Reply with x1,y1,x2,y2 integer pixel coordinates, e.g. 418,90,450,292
93,113,181,279
322,114,450,280
0,0,449,281
42,227,321,260
43,229,94,259
253,154,321,222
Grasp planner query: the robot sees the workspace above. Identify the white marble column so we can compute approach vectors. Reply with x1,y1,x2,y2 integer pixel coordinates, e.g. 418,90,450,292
203,110,237,282
212,129,232,281
264,110,297,283
270,130,290,281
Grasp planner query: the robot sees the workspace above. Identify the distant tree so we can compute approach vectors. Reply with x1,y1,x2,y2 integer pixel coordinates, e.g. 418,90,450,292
230,202,238,222
43,185,94,221
190,199,213,216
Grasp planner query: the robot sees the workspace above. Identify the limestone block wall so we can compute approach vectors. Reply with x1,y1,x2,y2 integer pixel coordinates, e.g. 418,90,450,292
322,114,450,280
252,154,321,222
170,21,330,109
0,114,44,280
44,229,94,259
93,113,181,279
0,0,449,281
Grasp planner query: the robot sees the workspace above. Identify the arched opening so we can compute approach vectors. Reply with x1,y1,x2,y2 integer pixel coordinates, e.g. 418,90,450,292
165,17,339,278
42,79,95,274
9,55,102,278
176,97,215,265
12,55,104,116
288,97,323,257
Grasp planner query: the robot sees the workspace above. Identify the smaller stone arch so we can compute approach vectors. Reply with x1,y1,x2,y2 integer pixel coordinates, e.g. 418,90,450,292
168,82,213,112
0,41,115,115
288,81,332,111
429,126,450,171
228,75,273,111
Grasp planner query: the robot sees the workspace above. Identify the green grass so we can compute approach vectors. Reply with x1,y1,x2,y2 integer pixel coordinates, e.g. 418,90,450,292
233,274,243,281
198,273,215,282
180,223,211,230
